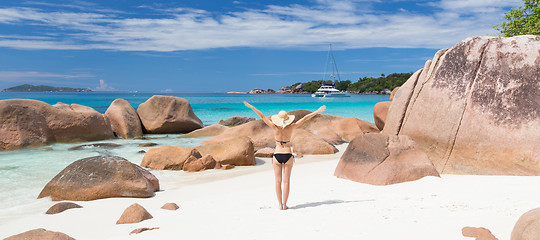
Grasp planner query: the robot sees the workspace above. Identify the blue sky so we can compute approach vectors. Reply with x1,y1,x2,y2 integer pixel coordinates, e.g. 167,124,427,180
0,0,521,92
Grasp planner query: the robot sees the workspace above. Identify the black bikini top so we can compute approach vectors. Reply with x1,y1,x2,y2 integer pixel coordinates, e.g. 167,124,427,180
276,140,290,145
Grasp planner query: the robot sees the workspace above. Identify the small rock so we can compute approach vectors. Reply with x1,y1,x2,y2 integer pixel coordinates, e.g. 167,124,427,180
221,165,235,170
4,228,75,240
161,203,179,210
116,203,153,224
139,142,158,147
138,150,146,154
130,227,159,235
182,155,218,172
45,202,82,215
255,147,274,158
462,227,498,240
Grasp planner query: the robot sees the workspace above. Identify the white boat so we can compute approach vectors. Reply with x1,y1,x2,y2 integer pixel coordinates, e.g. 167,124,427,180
312,44,350,98
312,84,350,97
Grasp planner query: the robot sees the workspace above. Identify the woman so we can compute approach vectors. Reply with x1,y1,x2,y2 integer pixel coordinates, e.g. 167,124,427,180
244,101,326,210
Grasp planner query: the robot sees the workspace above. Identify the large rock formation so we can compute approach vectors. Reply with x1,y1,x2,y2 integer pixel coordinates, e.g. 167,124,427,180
105,98,143,139
137,95,204,134
511,207,540,240
334,133,440,185
38,156,159,201
4,228,75,240
0,99,114,150
204,111,378,155
382,35,540,175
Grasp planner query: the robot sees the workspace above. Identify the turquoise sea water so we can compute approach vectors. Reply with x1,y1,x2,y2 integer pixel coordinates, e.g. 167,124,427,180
0,92,388,215
0,92,388,125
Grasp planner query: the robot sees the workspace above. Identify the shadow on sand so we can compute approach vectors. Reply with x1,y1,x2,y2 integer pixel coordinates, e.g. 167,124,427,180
290,199,375,210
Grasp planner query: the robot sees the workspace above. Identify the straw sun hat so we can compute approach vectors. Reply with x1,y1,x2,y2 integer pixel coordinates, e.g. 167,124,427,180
271,110,295,127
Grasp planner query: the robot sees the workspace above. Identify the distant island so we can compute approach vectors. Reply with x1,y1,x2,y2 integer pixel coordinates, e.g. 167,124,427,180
243,72,413,94
1,84,93,92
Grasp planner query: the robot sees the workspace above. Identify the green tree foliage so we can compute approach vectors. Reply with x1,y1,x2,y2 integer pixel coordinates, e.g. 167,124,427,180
494,0,540,36
291,73,412,93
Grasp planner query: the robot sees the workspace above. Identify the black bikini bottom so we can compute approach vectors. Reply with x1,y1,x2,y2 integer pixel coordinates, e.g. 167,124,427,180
273,153,293,164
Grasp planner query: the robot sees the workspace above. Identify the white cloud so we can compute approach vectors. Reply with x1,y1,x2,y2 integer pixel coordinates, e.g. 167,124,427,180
0,0,521,51
94,79,115,91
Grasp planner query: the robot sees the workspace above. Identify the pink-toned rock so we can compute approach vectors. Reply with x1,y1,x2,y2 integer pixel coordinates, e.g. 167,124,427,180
177,124,228,138
116,203,153,224
373,101,391,131
218,116,255,126
334,133,440,185
161,202,179,210
462,227,498,240
291,129,338,155
45,202,82,214
137,95,203,134
130,227,160,235
389,87,399,101
4,228,75,240
38,156,159,201
382,35,540,175
511,207,540,240
183,155,218,172
141,146,202,170
203,119,274,148
105,98,143,139
255,147,274,158
204,111,378,155
197,137,255,166
0,99,114,150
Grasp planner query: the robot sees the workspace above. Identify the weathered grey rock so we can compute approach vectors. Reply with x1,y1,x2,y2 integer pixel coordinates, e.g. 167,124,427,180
0,99,114,150
334,133,440,185
137,95,203,134
218,116,256,127
38,156,159,201
382,35,540,175
4,228,75,240
105,98,143,139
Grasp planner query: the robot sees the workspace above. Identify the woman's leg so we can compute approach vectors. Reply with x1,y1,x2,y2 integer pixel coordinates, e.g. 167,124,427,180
272,158,283,209
281,156,294,210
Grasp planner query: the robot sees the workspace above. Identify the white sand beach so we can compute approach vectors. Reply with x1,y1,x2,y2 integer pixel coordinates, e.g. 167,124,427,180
1,143,539,240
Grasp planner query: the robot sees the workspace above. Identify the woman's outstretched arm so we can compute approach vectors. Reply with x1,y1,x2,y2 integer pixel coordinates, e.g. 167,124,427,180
293,105,326,128
244,101,276,128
